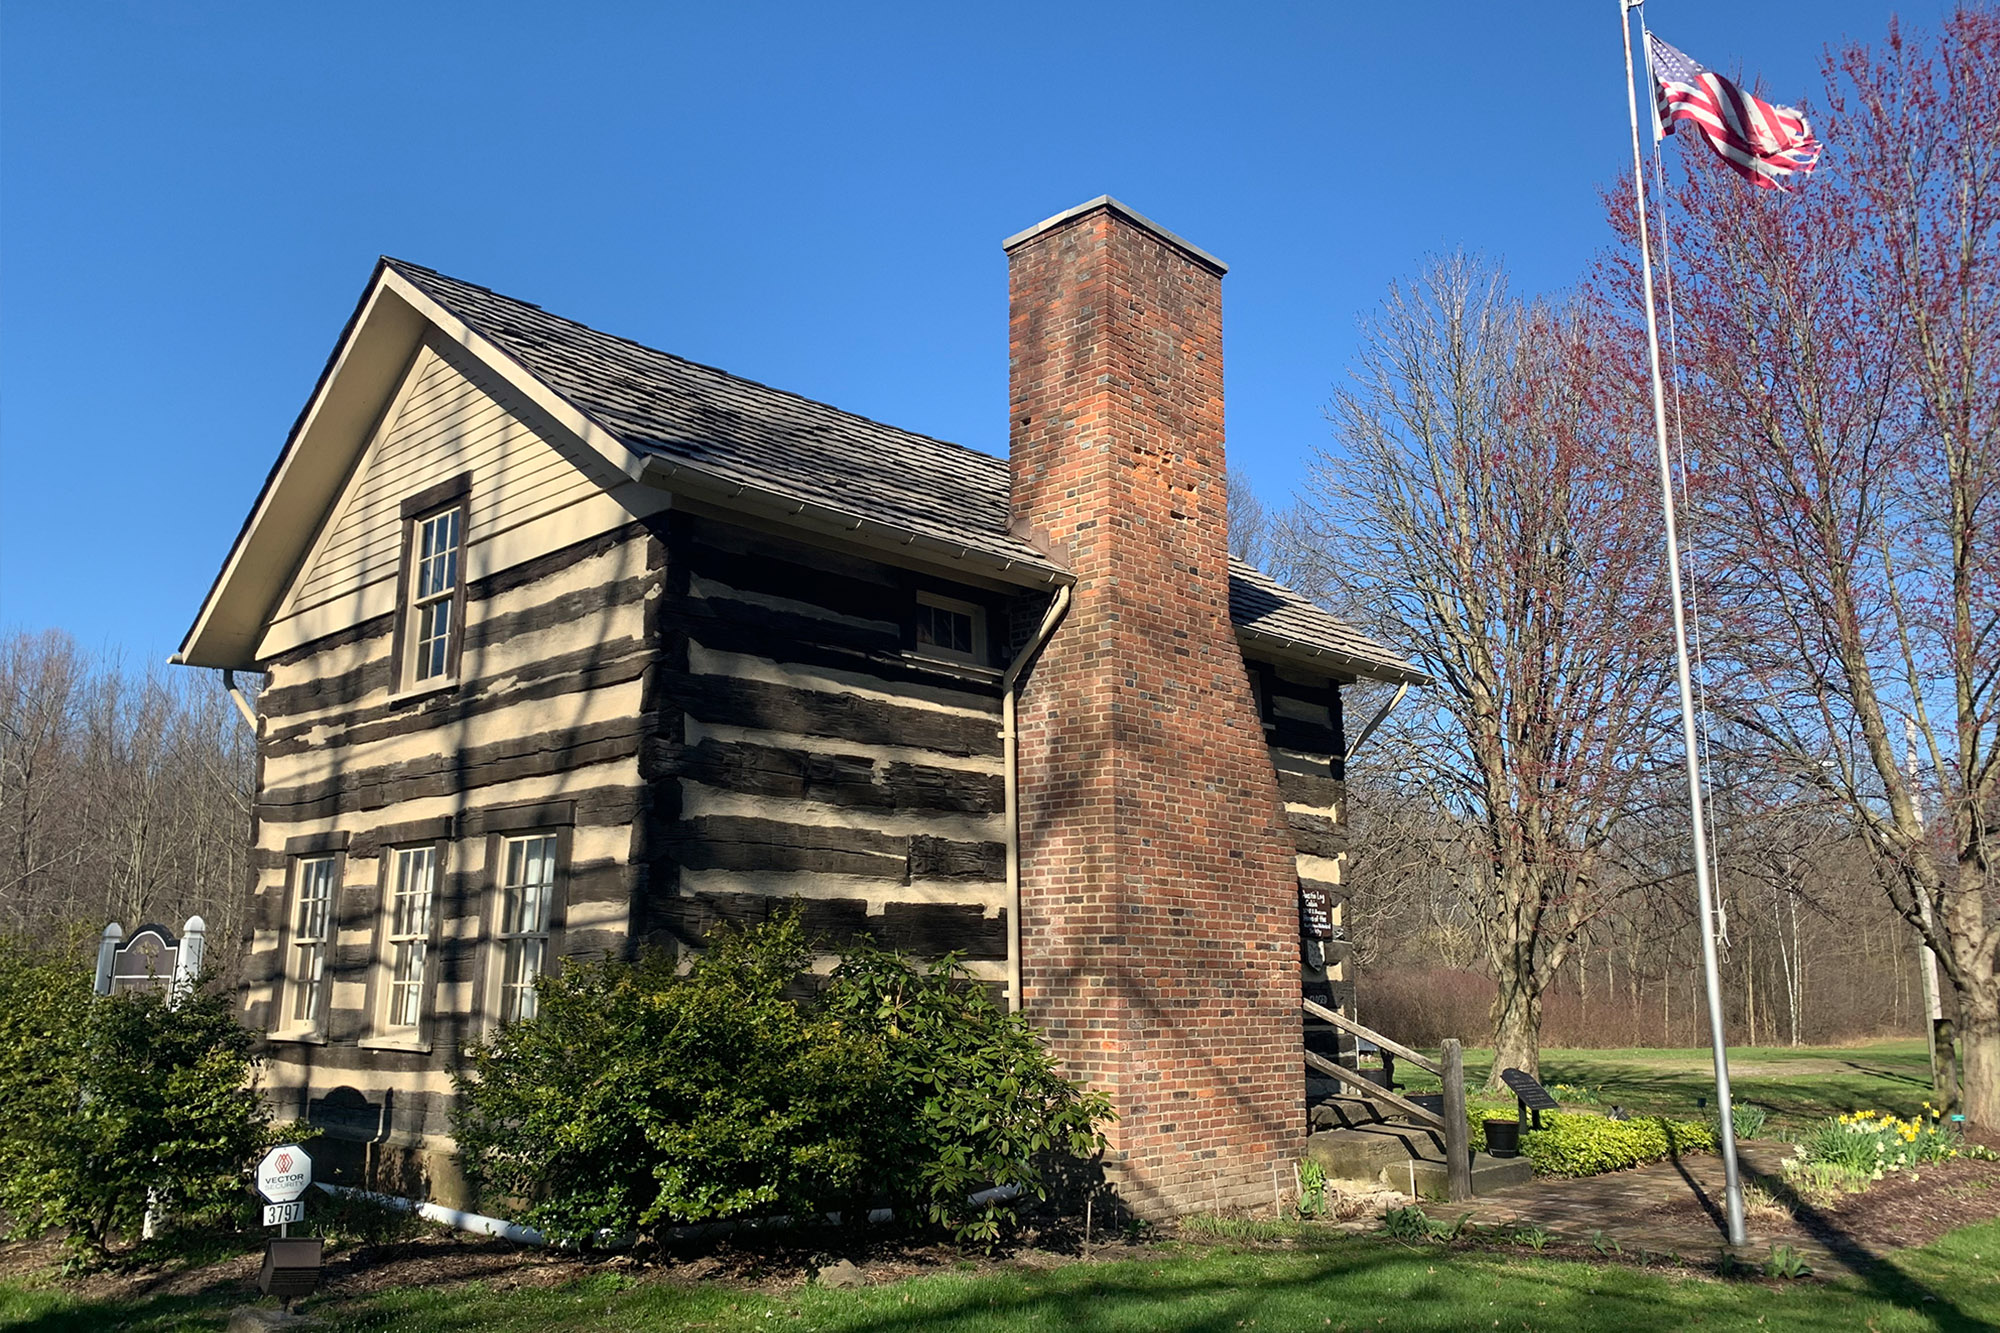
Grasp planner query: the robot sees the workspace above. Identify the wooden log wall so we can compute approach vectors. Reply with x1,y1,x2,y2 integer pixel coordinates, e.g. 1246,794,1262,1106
1248,661,1357,1072
638,513,1014,987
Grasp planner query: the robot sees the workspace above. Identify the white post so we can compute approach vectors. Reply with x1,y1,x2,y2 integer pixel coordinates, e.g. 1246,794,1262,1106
1620,0,1746,1246
171,915,207,1010
94,923,123,997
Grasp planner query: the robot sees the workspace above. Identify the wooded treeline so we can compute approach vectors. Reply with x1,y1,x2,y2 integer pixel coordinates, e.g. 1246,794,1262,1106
0,631,256,969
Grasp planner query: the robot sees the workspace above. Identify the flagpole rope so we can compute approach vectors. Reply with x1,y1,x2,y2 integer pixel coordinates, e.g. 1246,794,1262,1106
1638,3,1727,953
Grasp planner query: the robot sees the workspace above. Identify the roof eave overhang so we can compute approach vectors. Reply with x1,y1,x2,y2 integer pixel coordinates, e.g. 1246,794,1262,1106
633,455,1069,592
1236,626,1432,688
176,261,422,671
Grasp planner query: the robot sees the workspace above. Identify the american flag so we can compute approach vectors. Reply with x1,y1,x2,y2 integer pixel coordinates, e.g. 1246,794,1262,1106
1648,34,1821,190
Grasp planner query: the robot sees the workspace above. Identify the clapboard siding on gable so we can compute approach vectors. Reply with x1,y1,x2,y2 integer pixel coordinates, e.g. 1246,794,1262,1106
283,333,616,620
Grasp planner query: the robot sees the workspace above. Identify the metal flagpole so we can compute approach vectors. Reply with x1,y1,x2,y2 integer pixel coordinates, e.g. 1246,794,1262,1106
1619,0,1747,1246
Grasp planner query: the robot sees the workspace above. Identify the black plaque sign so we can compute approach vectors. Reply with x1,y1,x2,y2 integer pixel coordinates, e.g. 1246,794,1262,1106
1298,887,1336,940
110,926,179,995
1500,1067,1561,1130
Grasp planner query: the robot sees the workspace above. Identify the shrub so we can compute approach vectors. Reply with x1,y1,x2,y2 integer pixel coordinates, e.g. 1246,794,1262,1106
1519,1112,1717,1177
453,912,1111,1250
0,939,274,1263
817,942,1111,1247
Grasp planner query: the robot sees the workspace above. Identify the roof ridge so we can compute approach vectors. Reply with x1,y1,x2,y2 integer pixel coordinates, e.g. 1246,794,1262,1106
381,256,1011,472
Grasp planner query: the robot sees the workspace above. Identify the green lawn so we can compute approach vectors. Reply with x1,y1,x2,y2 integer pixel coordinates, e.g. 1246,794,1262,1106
4,1221,1997,1333
1398,1039,1937,1133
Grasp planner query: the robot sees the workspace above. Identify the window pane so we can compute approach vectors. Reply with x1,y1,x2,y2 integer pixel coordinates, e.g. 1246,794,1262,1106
292,943,324,1024
915,605,936,647
951,609,972,653
501,938,545,1023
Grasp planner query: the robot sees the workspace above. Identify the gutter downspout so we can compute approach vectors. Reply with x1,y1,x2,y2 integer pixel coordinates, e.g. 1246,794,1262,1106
222,669,260,733
1001,585,1071,1013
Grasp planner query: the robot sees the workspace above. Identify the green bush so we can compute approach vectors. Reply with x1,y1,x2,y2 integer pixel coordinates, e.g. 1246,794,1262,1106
453,912,1110,1250
1519,1112,1717,1177
0,939,275,1263
817,942,1111,1247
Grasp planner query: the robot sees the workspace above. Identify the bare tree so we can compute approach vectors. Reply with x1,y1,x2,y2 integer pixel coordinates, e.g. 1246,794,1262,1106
1635,8,2000,1126
1295,255,1676,1082
0,632,256,970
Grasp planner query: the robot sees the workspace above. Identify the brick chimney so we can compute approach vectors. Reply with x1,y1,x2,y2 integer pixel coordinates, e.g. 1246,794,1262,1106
1005,197,1303,1217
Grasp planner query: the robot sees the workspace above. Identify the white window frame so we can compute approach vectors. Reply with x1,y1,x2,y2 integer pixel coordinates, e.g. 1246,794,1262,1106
405,505,462,688
912,591,985,666
493,833,560,1025
285,855,338,1031
380,844,440,1036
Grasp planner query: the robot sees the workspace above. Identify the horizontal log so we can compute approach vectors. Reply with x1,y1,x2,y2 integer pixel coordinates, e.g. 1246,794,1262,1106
263,637,650,747
1286,811,1347,859
658,736,1003,816
254,787,642,872
649,890,872,948
1271,714,1341,759
1276,770,1343,811
465,520,654,605
257,719,644,822
662,671,1002,758
461,571,652,654
663,815,909,879
873,902,1006,959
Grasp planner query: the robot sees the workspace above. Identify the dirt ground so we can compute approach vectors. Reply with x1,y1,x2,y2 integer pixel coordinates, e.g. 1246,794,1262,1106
0,1216,1154,1309
6,1135,1999,1306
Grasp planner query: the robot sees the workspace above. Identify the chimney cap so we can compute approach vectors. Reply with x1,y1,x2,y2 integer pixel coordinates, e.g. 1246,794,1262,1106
1002,195,1228,276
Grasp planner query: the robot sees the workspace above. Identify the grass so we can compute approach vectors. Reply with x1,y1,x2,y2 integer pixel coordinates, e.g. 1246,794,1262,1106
2,1220,1997,1332
1398,1039,1937,1135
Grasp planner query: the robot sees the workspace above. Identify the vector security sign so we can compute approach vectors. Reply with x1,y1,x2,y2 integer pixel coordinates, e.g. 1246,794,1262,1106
256,1144,313,1204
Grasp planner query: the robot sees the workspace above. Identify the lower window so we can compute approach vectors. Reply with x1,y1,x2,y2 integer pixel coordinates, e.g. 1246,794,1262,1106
496,834,558,1023
384,845,439,1031
289,856,337,1026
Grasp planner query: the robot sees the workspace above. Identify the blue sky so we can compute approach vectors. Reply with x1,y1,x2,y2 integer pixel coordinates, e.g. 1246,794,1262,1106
0,1,1946,661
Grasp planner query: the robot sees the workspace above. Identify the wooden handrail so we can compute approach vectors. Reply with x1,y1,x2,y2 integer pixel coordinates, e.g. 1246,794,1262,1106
1304,1051,1445,1130
1301,1002,1473,1202
1301,997,1441,1077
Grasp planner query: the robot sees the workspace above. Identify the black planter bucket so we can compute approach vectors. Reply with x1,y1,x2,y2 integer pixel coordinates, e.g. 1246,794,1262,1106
1484,1118,1522,1158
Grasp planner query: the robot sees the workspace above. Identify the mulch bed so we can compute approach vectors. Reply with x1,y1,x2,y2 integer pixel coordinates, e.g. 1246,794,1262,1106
1646,1133,2000,1260
0,1216,1153,1310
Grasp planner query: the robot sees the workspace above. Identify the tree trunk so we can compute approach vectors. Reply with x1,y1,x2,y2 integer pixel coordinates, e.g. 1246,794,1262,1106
1960,1004,1996,1130
1486,977,1542,1086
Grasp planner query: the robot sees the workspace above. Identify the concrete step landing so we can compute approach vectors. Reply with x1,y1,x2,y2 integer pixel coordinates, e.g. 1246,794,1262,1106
1304,1116,1535,1202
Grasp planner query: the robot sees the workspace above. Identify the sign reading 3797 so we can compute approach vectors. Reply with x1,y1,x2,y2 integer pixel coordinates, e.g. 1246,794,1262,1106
256,1143,313,1226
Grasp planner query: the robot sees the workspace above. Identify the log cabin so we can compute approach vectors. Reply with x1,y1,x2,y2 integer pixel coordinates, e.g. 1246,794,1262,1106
174,197,1426,1217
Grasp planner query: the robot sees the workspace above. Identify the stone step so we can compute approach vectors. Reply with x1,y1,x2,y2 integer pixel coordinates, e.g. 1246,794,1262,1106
1303,1126,1535,1201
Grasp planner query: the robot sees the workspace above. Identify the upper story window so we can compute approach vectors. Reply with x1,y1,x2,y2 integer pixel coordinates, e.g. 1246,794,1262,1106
409,507,461,684
288,855,338,1027
913,592,984,665
383,844,439,1031
397,473,472,693
496,833,559,1024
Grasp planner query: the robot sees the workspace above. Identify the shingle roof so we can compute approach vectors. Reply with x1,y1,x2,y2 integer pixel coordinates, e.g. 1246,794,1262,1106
385,259,1424,685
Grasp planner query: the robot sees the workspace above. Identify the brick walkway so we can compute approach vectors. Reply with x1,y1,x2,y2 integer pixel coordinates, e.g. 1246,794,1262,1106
1404,1144,1857,1271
